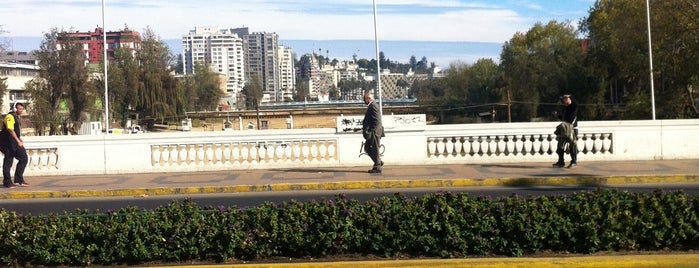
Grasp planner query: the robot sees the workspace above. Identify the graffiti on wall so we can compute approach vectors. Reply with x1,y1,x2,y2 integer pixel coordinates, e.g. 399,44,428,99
336,114,426,133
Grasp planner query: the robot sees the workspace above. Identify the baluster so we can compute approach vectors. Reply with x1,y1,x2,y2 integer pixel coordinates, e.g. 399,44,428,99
241,143,250,163
28,149,38,170
301,141,310,161
177,144,187,165
48,148,58,169
232,143,242,164
281,142,291,162
496,136,505,156
487,136,496,156
196,144,205,164
292,141,301,161
532,135,543,155
540,135,550,155
456,137,465,156
603,133,613,154
466,137,475,156
223,143,231,164
160,145,170,166
427,138,438,157
318,140,328,161
546,135,555,154
310,140,319,162
258,142,265,163
584,134,594,154
151,145,161,166
445,137,455,157
327,140,336,160
504,136,513,155
592,134,601,154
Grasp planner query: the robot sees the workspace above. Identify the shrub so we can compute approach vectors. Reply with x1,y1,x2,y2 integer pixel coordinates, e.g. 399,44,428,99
0,189,696,266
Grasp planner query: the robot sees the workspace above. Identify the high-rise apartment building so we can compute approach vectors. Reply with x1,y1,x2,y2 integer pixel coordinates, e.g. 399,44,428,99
65,27,140,64
244,32,281,103
182,27,246,96
183,27,294,105
278,46,295,101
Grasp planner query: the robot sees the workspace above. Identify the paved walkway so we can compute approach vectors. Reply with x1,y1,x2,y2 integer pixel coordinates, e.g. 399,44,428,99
2,159,698,199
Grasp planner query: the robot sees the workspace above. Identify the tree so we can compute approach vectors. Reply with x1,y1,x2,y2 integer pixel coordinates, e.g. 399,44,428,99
103,47,140,127
0,78,7,111
467,59,502,105
242,78,263,110
191,63,222,111
136,27,185,123
409,56,417,70
28,28,95,135
500,21,588,121
416,57,429,73
582,0,699,119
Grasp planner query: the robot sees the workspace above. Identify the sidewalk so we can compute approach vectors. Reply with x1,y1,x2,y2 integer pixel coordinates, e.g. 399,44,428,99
2,159,699,199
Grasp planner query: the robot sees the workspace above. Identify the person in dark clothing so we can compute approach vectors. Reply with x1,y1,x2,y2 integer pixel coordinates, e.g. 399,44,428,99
553,94,579,168
362,91,384,174
2,102,29,188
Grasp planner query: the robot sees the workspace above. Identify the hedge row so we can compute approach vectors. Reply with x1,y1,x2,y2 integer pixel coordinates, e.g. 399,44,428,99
0,189,697,266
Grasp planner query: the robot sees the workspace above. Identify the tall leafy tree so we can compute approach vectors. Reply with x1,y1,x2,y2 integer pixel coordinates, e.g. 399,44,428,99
582,0,699,119
191,63,222,111
0,78,7,110
500,21,587,121
104,47,140,127
28,28,94,135
467,59,502,105
136,27,185,122
242,78,263,110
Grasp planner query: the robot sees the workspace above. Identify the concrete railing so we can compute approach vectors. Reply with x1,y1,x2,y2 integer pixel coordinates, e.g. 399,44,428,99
7,117,699,176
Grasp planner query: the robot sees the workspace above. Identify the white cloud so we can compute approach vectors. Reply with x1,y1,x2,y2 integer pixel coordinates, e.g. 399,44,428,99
1,0,587,43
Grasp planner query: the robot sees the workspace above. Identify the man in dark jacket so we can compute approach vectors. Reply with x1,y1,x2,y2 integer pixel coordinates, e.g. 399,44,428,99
2,102,29,188
553,94,579,168
362,91,384,174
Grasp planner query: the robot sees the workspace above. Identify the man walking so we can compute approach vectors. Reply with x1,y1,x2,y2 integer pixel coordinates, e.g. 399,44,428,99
553,94,579,168
362,91,384,174
2,102,29,188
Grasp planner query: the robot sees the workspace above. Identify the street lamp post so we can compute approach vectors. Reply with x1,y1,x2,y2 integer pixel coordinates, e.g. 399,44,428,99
646,0,656,120
372,0,382,114
102,0,110,130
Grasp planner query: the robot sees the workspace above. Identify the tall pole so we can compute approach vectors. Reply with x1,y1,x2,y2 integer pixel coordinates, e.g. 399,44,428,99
102,0,110,130
372,0,383,114
645,0,656,120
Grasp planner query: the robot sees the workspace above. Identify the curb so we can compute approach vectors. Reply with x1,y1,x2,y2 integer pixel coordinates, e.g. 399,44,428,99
2,174,697,199
148,254,699,268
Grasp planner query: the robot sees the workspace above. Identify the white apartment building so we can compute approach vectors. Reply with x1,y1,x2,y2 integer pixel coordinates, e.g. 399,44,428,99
277,46,295,101
182,27,246,96
0,61,39,114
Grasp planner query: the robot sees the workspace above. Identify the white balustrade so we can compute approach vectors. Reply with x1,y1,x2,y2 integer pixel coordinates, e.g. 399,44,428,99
4,118,696,176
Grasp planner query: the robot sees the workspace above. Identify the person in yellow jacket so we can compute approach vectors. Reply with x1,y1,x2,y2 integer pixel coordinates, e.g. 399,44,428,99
1,102,29,188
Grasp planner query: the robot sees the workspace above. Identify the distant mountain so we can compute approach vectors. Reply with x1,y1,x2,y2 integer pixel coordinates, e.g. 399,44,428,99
6,36,502,67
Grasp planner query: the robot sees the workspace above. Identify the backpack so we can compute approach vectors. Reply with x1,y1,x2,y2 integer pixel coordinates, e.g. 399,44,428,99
554,121,575,142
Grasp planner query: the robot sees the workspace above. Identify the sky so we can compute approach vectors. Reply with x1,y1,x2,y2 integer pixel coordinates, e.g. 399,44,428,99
2,0,594,42
1,1,595,66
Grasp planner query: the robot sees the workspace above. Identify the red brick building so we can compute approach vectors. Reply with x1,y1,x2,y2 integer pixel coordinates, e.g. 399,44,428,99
66,27,141,63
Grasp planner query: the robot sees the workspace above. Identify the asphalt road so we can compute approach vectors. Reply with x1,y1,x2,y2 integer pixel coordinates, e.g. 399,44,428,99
2,184,696,215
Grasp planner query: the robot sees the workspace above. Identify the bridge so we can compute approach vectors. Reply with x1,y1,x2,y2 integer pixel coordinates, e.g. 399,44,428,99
11,116,699,176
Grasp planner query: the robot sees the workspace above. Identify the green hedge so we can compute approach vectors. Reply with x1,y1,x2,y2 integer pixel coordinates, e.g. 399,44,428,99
0,189,697,266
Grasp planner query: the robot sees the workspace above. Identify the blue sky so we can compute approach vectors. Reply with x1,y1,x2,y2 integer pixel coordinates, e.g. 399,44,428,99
2,0,594,42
